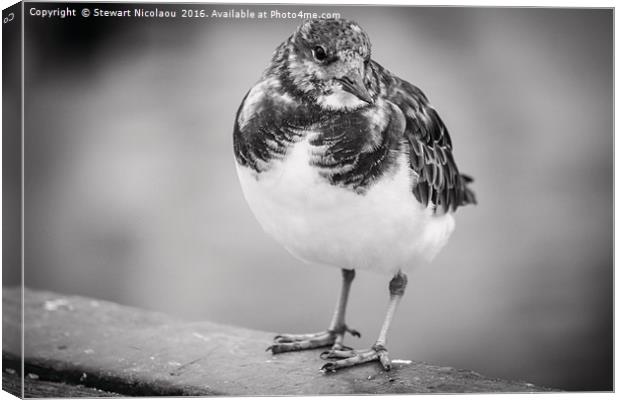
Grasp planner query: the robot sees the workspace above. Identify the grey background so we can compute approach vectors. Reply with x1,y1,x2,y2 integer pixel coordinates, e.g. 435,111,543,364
18,4,612,391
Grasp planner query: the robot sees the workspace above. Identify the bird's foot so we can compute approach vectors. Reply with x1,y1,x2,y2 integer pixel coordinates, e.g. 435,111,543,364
320,343,391,372
267,326,361,354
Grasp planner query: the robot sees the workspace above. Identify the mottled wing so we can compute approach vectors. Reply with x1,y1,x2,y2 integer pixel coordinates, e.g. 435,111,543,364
384,73,476,212
233,80,303,173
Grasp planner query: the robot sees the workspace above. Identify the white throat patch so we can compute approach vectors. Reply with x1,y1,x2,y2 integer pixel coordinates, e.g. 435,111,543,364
317,89,368,111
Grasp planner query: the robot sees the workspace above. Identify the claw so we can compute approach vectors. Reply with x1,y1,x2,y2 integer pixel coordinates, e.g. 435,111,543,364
348,328,361,338
268,343,292,354
273,335,287,342
379,351,391,371
372,343,391,370
321,362,337,372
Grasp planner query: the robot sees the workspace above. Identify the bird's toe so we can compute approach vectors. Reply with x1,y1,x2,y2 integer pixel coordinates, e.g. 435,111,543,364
273,332,328,343
319,348,357,360
319,345,392,372
373,344,391,371
268,331,335,354
269,327,362,355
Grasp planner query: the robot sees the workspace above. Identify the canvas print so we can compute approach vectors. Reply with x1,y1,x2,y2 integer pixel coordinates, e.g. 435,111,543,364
2,1,613,397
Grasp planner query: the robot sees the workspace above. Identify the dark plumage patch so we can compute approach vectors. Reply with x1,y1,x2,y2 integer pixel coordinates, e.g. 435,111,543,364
308,102,404,193
233,85,305,172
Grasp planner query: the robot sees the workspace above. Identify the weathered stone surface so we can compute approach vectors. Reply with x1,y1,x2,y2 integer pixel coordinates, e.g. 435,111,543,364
3,372,122,398
3,287,555,396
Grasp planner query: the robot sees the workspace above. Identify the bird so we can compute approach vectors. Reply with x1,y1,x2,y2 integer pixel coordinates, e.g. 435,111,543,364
232,18,476,373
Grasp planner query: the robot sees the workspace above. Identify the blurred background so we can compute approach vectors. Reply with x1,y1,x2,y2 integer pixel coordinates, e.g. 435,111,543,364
12,4,612,391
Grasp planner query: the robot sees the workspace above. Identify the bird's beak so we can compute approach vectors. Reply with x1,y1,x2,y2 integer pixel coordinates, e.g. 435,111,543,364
336,72,373,104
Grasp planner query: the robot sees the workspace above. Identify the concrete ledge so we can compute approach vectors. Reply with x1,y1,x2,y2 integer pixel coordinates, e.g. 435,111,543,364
2,287,555,396
2,372,122,398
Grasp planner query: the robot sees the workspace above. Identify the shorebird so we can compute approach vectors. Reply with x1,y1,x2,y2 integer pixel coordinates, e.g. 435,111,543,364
233,18,476,372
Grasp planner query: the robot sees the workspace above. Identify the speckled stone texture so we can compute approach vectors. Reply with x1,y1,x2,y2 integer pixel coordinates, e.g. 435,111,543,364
3,287,556,396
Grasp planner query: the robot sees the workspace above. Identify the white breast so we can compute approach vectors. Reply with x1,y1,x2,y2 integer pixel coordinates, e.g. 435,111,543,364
235,135,455,275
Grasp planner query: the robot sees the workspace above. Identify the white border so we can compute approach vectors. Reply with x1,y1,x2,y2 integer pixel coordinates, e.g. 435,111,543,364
0,1,615,399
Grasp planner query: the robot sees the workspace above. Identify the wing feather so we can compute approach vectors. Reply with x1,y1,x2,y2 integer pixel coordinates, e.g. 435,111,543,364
377,62,476,212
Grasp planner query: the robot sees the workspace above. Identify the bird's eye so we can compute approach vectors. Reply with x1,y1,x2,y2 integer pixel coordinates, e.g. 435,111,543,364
312,46,328,62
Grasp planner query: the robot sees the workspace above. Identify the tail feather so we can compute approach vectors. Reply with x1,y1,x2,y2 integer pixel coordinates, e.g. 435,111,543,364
460,173,477,205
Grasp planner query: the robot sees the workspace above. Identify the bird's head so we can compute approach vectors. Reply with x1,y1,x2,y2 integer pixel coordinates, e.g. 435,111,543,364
274,19,376,110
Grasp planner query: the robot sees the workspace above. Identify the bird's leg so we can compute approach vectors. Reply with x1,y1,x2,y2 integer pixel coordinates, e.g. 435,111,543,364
326,268,360,350
321,271,408,372
268,268,360,354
